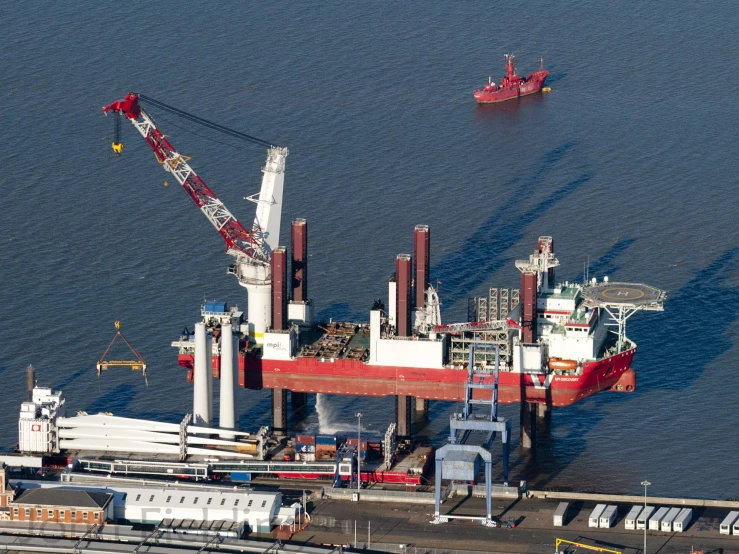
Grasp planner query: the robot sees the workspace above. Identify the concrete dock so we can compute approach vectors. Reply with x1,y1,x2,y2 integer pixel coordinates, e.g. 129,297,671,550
302,494,739,553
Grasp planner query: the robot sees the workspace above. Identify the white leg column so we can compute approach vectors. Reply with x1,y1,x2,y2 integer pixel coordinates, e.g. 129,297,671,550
219,323,237,438
193,323,211,427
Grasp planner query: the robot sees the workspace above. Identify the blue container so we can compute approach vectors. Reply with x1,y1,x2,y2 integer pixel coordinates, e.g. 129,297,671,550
296,444,316,453
316,435,337,446
230,472,251,482
204,301,227,313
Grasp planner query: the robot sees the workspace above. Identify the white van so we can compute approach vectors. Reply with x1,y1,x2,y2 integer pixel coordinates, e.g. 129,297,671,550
599,505,618,528
589,504,606,528
553,502,569,527
673,508,692,532
624,505,643,530
649,506,669,530
661,507,681,532
720,511,739,535
636,506,654,530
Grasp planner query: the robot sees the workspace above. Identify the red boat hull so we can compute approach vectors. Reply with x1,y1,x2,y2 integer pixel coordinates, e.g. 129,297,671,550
179,347,636,407
474,70,548,103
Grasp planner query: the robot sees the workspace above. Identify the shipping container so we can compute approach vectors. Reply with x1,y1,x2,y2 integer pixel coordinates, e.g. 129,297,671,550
636,506,654,530
599,505,618,528
204,301,227,313
589,504,606,528
649,507,670,530
295,434,316,445
230,471,252,482
296,452,316,462
316,435,337,446
553,502,569,527
672,508,692,532
720,511,739,534
733,517,739,536
296,444,316,453
660,507,681,532
624,505,643,530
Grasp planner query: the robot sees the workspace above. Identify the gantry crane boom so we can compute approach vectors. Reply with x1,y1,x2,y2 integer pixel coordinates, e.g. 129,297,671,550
102,93,265,262
102,93,289,343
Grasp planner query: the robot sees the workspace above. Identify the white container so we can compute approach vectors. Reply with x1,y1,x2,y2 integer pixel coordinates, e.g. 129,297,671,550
661,507,681,532
589,504,607,528
636,506,654,530
553,502,569,527
672,508,692,532
624,505,643,530
720,511,739,535
599,505,618,528
649,507,670,530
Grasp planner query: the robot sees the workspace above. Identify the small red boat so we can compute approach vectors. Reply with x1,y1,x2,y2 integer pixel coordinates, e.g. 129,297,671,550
474,54,549,103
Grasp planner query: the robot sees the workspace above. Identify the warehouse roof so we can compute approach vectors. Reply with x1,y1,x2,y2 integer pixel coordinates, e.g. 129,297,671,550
15,488,113,509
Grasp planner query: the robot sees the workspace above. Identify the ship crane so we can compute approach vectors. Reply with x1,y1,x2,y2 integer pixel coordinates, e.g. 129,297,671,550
102,93,288,343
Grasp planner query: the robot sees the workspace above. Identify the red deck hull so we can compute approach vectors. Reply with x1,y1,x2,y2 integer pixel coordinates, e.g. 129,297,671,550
474,70,548,103
178,347,636,407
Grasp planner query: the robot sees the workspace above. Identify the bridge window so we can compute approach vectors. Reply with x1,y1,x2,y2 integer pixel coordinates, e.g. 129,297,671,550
136,494,141,501
207,498,212,505
149,495,155,502
193,497,199,505
248,499,253,507
180,497,185,504
261,500,267,508
234,499,239,506
166,496,172,503
221,499,226,506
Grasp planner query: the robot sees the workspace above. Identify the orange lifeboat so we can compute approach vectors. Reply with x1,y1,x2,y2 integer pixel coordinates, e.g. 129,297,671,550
548,357,578,371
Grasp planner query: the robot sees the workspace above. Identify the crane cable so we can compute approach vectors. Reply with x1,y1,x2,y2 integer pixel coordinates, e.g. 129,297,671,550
137,94,276,149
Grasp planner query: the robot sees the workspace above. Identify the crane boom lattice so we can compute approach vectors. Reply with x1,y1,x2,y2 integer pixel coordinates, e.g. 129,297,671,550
102,93,266,263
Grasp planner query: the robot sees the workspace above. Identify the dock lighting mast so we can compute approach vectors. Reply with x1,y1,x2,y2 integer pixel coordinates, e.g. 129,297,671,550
356,412,363,491
641,480,651,554
102,93,288,344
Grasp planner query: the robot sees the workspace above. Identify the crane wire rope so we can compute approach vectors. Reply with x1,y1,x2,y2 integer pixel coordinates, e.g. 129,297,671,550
137,94,276,149
98,117,148,387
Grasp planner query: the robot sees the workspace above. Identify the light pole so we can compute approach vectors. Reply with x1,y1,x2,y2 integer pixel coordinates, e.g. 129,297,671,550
356,412,363,490
641,480,650,554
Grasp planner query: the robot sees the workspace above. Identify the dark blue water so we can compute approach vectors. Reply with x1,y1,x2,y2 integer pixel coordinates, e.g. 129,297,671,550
2,2,738,499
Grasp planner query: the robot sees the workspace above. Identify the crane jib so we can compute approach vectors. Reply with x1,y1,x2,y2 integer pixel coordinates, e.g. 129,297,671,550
102,93,264,261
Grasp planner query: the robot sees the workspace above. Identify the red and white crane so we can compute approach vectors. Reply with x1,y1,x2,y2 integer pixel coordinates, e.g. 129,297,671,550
102,93,288,343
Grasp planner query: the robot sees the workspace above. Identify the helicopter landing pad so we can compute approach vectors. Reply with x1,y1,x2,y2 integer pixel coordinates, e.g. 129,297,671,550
584,282,666,309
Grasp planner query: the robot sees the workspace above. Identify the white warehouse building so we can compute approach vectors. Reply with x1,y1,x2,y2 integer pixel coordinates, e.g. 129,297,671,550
119,487,282,533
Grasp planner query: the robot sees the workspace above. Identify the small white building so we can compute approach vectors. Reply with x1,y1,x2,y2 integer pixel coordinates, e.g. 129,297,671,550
120,487,280,534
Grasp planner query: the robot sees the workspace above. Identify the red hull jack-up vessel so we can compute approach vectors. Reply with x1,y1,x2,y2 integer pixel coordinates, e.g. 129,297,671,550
474,54,549,103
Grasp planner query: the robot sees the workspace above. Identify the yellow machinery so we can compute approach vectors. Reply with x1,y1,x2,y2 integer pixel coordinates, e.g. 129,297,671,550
97,321,148,384
555,538,622,554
